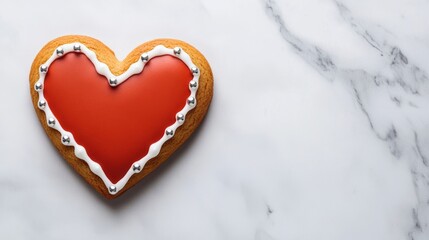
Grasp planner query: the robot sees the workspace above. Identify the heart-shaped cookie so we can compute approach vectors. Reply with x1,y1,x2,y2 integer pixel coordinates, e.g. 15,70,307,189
29,35,213,199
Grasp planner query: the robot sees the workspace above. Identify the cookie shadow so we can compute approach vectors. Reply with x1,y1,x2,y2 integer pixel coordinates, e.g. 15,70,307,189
106,109,213,209
79,103,215,209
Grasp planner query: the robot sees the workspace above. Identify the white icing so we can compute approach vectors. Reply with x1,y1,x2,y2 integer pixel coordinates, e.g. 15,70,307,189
35,43,199,194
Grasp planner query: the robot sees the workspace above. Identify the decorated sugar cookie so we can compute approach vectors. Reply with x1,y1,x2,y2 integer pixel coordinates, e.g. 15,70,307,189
29,35,213,199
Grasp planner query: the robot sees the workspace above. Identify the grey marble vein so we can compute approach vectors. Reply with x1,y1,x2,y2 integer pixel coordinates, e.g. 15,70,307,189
264,0,429,239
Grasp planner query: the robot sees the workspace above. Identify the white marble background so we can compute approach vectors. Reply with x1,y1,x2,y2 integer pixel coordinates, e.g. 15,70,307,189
1,0,428,239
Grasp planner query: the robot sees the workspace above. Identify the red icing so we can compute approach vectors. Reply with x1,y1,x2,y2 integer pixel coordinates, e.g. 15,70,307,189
44,53,193,183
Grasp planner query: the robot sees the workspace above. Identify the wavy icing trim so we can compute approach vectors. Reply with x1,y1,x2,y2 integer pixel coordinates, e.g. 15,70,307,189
35,43,199,194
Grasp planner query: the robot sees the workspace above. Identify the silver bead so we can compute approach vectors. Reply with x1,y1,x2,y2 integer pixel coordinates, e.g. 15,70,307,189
40,65,48,73
73,44,81,51
173,47,181,55
189,80,198,89
109,77,118,86
191,67,199,75
109,185,117,193
34,82,43,92
141,53,149,62
61,135,70,145
187,96,196,106
47,117,56,127
132,163,141,172
166,129,174,136
56,47,64,56
38,100,46,109
176,114,185,123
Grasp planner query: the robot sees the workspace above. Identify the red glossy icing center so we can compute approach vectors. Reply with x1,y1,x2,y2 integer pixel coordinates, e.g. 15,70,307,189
44,53,192,183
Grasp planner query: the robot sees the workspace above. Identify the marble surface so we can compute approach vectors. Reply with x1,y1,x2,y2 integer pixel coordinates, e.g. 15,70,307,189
1,0,428,239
